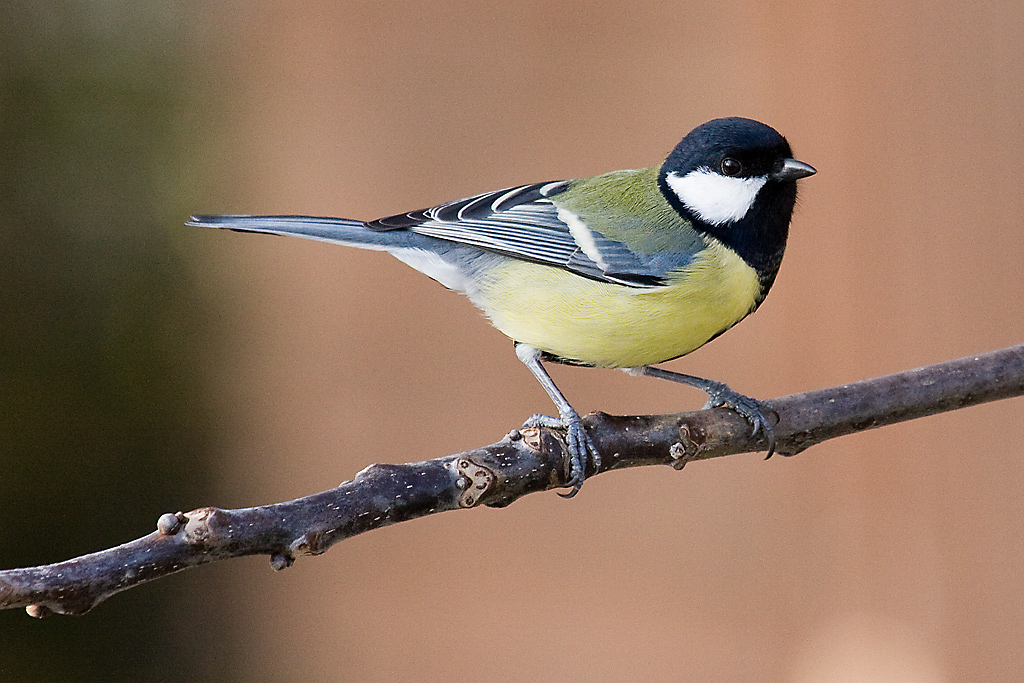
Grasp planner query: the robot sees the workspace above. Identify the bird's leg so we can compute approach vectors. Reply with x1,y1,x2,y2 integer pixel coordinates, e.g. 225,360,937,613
626,365,777,457
516,343,600,497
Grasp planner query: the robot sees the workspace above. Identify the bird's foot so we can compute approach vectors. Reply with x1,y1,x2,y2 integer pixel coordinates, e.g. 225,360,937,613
522,412,601,497
700,380,777,457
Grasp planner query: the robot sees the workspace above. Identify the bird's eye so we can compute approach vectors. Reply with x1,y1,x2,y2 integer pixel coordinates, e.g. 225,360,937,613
720,158,743,176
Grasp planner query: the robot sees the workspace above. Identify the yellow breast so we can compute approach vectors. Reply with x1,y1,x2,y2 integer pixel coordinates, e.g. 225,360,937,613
473,239,762,368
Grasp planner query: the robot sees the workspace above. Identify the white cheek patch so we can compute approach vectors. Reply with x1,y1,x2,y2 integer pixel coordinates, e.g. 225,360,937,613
665,168,767,226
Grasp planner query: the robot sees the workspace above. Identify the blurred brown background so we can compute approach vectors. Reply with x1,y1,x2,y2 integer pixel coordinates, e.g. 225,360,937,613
3,1,1024,681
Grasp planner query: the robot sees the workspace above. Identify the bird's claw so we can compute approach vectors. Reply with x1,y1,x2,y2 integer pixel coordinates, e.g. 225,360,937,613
522,413,601,496
701,382,777,457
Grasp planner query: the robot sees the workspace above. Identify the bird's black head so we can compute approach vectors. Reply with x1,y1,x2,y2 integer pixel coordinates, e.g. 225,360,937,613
658,117,815,296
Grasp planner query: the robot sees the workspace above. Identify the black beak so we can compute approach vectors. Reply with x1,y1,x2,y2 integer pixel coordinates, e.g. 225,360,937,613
771,158,816,181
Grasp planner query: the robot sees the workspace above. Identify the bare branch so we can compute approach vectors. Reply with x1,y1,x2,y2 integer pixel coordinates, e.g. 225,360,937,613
3,343,1023,617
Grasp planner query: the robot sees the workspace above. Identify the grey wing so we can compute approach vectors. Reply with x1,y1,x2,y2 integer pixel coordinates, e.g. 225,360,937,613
367,181,686,288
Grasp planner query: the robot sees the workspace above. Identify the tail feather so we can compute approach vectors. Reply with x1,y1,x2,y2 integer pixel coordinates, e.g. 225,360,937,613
186,214,416,251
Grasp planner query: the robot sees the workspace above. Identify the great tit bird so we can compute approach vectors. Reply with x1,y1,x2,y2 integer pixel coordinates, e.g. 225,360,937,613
189,116,815,496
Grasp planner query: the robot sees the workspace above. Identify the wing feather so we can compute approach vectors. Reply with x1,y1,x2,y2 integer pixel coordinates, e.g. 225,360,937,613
366,179,692,288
